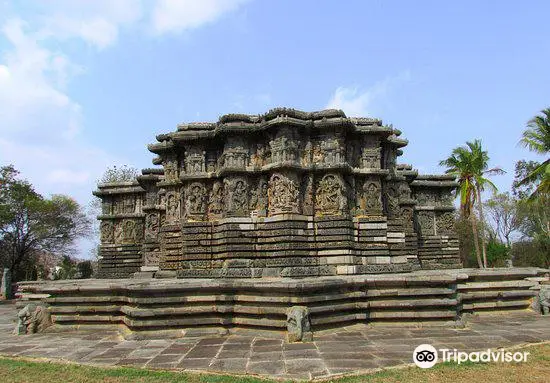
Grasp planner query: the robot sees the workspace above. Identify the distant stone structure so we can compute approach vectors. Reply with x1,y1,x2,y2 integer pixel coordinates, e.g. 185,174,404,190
93,108,462,279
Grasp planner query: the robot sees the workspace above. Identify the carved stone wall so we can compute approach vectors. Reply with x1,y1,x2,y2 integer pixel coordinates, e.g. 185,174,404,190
94,108,461,278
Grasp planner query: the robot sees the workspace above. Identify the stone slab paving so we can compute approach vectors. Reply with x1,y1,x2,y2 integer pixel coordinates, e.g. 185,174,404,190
1,302,549,380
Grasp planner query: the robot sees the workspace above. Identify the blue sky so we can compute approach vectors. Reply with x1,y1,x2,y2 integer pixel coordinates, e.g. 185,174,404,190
0,1,548,258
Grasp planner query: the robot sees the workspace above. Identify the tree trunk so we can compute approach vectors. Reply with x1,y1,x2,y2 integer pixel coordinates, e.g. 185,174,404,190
470,213,483,268
477,188,488,268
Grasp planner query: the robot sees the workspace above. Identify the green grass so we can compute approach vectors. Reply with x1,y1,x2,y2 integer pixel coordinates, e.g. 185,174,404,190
0,343,549,383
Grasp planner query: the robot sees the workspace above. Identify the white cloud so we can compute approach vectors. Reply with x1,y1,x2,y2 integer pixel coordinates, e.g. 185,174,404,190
38,0,144,49
0,1,253,257
152,0,249,35
0,17,124,204
326,71,412,117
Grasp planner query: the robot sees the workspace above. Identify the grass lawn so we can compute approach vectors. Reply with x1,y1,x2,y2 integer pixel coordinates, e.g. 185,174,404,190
0,344,548,383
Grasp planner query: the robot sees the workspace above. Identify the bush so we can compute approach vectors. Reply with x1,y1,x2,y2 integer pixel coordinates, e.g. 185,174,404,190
512,239,550,268
77,261,94,279
486,240,510,267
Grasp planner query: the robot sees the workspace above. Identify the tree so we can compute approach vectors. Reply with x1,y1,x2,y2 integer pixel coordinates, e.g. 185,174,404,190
54,255,77,280
511,160,549,268
77,260,94,279
518,108,550,197
439,140,504,268
484,192,521,247
99,165,139,184
0,165,91,282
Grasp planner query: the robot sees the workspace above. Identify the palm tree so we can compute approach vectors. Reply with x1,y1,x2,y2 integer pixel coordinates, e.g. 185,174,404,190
440,140,504,268
518,108,550,197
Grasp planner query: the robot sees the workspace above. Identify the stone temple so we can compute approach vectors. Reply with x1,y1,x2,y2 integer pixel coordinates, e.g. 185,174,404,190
16,108,549,340
94,108,462,279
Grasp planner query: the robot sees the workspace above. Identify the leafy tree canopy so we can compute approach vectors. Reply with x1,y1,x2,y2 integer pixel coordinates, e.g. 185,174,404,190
99,165,139,184
0,165,91,281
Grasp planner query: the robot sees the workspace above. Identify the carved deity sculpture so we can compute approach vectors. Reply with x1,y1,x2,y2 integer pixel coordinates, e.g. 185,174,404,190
114,221,123,244
145,213,159,239
364,181,381,211
302,175,314,215
164,158,178,180
385,184,400,216
319,135,344,166
166,192,180,222
224,178,248,215
123,220,136,243
123,196,135,214
250,143,266,168
316,174,346,215
100,221,114,243
208,181,224,216
185,183,206,218
268,173,299,215
270,128,298,164
185,147,206,174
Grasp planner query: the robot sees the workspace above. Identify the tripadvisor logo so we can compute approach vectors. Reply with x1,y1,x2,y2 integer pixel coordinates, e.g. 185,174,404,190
413,344,530,368
413,344,438,368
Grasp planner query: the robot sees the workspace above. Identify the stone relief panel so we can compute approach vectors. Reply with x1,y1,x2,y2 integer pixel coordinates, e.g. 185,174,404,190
114,220,124,244
439,189,454,207
185,182,206,219
398,182,411,201
357,177,382,215
301,140,313,166
134,221,144,242
436,211,455,233
165,190,181,223
361,136,381,169
185,146,206,174
416,211,435,236
101,198,112,215
250,143,267,168
383,147,397,171
123,220,136,243
415,189,437,206
208,181,224,218
222,137,248,169
113,196,123,214
100,221,114,244
205,150,219,173
248,178,268,216
384,183,400,217
314,135,345,167
145,212,160,240
123,195,136,214
268,172,300,215
269,128,299,164
315,174,347,215
400,206,414,223
302,174,315,215
164,155,179,181
224,177,249,217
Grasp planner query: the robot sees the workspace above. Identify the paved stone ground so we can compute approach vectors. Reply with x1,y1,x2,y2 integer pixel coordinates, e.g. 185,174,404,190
1,302,549,380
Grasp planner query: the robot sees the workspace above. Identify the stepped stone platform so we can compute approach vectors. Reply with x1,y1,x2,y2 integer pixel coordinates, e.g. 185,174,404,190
2,300,550,380
16,268,550,341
